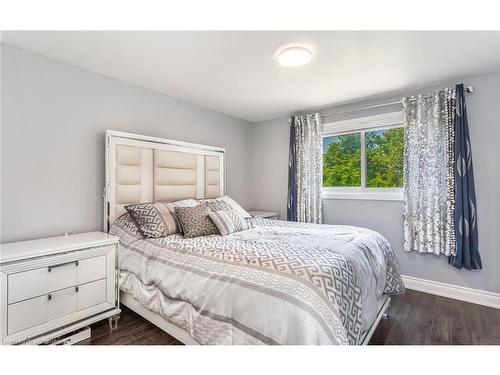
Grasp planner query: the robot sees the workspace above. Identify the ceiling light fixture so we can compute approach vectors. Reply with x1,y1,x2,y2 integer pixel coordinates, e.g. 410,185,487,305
277,46,312,67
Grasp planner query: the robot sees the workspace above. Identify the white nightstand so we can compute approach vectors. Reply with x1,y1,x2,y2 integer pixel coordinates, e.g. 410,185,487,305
248,210,279,220
0,232,120,345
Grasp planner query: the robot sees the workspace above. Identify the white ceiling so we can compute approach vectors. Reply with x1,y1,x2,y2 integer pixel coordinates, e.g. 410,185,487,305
3,31,500,122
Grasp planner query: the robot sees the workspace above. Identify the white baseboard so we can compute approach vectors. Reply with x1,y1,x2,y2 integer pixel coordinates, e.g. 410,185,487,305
402,275,500,309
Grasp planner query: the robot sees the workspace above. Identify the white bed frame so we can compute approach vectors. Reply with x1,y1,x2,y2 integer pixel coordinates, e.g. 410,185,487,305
359,295,391,345
104,130,390,345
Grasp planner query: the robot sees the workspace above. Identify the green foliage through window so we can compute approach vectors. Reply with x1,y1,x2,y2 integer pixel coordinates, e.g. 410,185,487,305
322,127,404,188
366,128,404,188
323,133,361,187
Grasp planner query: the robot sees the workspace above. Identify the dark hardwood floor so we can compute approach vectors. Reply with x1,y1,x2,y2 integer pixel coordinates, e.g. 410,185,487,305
81,307,182,345
82,289,500,345
371,289,500,345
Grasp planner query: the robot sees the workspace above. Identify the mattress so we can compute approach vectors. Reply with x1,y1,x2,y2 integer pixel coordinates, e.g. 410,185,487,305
110,214,404,345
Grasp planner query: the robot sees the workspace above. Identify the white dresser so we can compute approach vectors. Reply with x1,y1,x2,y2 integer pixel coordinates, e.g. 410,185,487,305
0,232,120,344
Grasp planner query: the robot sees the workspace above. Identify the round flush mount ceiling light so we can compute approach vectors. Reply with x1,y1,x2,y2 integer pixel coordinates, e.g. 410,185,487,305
277,46,312,67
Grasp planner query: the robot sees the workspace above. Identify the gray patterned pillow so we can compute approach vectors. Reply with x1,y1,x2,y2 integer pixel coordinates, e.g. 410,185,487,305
208,209,249,236
125,202,182,238
175,202,220,238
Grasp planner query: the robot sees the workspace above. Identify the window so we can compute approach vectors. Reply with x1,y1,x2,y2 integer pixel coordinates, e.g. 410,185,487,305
322,112,404,200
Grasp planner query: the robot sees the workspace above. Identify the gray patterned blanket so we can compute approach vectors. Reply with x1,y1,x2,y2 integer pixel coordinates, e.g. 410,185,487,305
110,214,404,345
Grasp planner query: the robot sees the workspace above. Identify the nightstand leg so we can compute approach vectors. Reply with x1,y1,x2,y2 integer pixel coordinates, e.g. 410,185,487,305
108,315,120,330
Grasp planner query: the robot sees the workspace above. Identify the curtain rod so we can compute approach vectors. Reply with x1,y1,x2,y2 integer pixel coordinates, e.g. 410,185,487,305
305,86,475,118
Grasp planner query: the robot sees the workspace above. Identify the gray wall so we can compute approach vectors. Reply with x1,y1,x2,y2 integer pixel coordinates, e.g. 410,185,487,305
250,116,290,216
0,44,253,242
251,71,500,293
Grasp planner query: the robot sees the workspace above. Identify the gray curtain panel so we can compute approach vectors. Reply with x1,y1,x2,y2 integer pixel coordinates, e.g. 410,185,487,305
449,84,481,270
287,113,323,223
402,89,456,256
287,116,298,221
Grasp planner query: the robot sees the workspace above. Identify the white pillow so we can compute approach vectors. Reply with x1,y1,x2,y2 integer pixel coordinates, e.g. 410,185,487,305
208,209,249,236
214,195,251,218
169,199,198,207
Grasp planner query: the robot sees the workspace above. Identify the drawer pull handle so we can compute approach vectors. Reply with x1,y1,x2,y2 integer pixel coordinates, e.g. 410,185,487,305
48,260,79,272
75,286,79,293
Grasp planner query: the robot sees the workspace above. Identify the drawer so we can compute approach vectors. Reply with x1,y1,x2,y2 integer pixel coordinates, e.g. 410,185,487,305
78,279,106,310
78,255,106,285
8,295,48,334
48,286,78,320
8,261,78,304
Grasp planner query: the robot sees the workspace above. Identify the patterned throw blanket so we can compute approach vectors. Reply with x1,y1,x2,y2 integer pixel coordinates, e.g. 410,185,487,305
111,214,404,345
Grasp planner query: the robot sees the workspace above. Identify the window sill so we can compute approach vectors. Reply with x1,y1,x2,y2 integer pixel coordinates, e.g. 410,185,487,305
321,191,403,201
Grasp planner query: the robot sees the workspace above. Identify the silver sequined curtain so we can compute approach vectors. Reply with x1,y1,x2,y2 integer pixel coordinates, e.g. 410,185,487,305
290,113,323,223
403,89,456,256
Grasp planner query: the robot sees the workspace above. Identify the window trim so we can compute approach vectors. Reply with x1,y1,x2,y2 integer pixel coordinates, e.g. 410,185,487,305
322,111,404,201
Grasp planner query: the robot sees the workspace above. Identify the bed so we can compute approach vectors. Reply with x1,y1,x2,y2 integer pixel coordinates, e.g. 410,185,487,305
104,130,404,345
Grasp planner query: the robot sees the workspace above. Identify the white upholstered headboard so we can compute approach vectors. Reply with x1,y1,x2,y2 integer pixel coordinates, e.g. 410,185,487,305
103,130,225,231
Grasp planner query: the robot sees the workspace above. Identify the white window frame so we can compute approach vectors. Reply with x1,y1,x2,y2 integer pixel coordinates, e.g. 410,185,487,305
322,111,404,201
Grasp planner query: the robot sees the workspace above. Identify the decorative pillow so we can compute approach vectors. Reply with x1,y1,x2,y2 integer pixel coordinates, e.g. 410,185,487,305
125,201,186,238
175,202,220,238
214,196,251,218
168,199,198,207
202,199,233,212
208,209,249,236
109,212,144,240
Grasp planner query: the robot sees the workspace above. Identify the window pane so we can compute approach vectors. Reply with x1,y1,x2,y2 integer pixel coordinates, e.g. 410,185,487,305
323,133,361,187
365,128,404,188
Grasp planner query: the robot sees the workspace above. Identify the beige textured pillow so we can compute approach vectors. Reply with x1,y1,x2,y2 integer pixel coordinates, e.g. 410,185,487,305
175,202,219,238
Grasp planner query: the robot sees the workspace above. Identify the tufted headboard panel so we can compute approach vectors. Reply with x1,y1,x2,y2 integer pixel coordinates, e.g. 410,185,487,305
104,130,225,230
154,149,198,202
205,155,222,198
113,144,156,220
